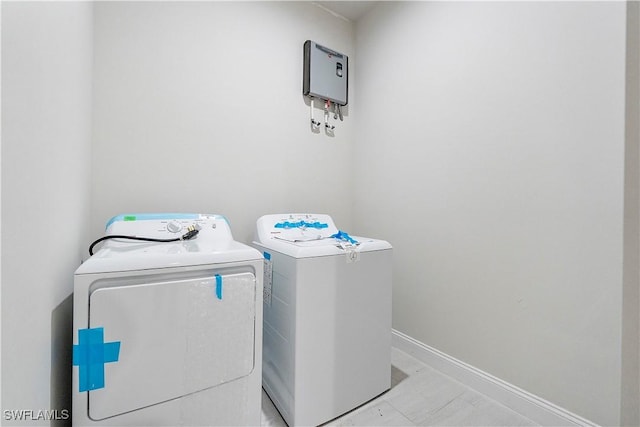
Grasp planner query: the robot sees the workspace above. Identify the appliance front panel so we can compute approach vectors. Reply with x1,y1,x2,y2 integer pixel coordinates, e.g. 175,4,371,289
86,272,256,420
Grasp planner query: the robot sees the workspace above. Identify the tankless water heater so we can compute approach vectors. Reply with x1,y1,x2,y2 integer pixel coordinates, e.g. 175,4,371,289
303,40,348,106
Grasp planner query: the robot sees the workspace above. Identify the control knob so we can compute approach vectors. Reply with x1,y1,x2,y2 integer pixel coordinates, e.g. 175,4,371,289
167,221,182,233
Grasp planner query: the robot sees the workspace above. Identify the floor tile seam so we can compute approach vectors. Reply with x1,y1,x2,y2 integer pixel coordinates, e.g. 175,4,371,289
482,398,539,426
430,392,468,415
412,391,471,425
406,366,538,426
381,394,420,426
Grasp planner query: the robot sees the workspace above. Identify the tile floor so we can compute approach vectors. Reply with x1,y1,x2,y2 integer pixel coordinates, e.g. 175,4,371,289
261,347,538,427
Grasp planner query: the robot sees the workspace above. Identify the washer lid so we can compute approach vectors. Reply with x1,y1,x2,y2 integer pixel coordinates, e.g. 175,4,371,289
253,213,391,258
255,213,339,243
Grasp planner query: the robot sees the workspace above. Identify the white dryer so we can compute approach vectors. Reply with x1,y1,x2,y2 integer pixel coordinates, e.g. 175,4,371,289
253,213,392,426
73,213,263,426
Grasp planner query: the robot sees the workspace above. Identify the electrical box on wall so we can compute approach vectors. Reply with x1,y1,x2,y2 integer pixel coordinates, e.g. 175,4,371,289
303,40,348,106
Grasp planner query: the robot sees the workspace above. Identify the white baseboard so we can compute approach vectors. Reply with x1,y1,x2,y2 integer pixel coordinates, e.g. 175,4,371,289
392,329,599,427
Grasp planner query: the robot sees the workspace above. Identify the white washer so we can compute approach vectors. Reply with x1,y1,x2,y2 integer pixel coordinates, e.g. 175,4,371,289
253,213,392,426
73,213,263,426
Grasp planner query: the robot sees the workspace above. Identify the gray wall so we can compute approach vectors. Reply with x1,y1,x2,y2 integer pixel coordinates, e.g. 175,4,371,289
90,1,355,245
2,2,638,426
622,2,640,425
1,2,93,424
353,2,627,425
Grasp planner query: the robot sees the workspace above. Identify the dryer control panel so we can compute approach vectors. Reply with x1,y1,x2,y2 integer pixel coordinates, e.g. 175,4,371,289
80,213,262,273
105,213,232,241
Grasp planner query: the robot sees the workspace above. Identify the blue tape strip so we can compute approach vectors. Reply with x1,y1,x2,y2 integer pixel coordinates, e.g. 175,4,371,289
215,274,223,300
73,327,121,392
263,252,271,261
274,221,328,229
331,230,358,244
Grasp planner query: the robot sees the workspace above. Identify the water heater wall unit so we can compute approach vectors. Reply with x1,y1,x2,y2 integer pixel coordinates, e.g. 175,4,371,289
303,40,348,106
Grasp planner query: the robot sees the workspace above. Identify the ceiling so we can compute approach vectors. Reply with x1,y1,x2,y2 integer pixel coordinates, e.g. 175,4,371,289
314,1,379,22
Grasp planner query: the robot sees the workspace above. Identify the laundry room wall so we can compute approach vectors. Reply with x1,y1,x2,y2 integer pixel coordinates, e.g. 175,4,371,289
1,1,93,423
90,1,355,246
353,2,627,426
621,2,640,425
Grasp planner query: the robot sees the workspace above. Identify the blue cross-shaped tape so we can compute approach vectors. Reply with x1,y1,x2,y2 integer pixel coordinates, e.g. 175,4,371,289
73,327,121,392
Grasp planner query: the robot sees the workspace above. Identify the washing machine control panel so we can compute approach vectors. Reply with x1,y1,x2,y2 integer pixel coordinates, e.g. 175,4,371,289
255,213,339,243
